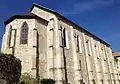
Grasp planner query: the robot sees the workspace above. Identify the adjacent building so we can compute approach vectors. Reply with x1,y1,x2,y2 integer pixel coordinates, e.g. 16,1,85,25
113,52,120,80
1,3,120,84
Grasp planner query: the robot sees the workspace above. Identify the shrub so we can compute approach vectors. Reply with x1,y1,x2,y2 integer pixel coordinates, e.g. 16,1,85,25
41,78,55,84
20,72,36,84
0,54,21,83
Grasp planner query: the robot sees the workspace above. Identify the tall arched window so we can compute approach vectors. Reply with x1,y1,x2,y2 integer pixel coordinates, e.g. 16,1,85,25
20,22,29,44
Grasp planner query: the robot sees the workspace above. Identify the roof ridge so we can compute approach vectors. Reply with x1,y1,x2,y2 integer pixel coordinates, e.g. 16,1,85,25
4,12,48,25
33,3,56,12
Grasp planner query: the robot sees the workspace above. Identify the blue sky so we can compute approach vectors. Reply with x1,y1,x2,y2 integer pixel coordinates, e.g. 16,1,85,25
0,0,120,51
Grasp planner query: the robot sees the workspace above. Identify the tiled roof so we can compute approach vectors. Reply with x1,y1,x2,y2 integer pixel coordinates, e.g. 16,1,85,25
113,52,120,57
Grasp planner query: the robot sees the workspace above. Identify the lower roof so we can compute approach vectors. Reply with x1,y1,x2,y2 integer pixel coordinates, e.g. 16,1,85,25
4,13,48,25
113,52,120,57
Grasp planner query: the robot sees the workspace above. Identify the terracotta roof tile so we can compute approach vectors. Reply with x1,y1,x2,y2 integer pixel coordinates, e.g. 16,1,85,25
113,52,120,57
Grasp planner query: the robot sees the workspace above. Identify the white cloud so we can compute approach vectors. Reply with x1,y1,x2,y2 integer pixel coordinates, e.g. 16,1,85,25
60,0,114,15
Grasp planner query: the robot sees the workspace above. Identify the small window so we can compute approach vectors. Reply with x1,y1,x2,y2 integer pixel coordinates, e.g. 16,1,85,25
59,26,69,49
8,25,12,47
20,22,29,44
86,37,92,56
76,35,79,52
79,80,83,84
118,80,120,84
86,39,90,56
79,60,82,70
75,34,82,53
59,26,63,46
101,80,103,84
114,80,116,84
92,79,96,84
63,28,66,47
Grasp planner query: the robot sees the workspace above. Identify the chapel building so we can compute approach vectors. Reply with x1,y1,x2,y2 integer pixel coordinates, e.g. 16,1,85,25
1,3,120,84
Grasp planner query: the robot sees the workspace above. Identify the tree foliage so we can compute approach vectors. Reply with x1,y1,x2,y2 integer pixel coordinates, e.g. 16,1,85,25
0,53,21,83
41,79,55,84
20,72,36,84
20,72,55,84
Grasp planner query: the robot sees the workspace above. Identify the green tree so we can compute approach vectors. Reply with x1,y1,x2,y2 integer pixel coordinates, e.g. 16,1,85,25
20,72,36,84
0,54,21,83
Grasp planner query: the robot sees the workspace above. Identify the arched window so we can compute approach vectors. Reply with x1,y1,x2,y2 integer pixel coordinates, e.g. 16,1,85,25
20,22,29,44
